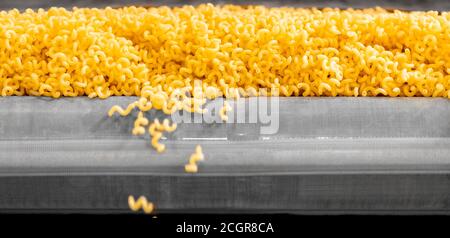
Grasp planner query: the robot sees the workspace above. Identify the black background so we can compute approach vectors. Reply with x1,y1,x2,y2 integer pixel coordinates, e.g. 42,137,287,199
0,214,448,236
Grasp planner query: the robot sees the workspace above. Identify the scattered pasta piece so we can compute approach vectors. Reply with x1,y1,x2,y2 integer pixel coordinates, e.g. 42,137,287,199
184,163,198,173
151,131,165,153
147,118,177,153
128,195,154,214
132,111,149,135
185,145,205,173
148,119,165,153
108,102,138,117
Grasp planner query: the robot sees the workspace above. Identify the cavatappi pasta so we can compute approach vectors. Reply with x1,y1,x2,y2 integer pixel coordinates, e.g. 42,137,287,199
185,145,205,173
145,118,177,152
0,5,449,99
132,111,149,135
128,195,154,214
108,102,138,117
148,119,166,153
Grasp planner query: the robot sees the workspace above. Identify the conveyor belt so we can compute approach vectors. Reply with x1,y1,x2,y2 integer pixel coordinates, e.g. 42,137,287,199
0,97,449,214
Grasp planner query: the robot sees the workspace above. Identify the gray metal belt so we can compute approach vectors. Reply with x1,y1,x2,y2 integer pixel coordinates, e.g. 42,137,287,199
0,97,449,214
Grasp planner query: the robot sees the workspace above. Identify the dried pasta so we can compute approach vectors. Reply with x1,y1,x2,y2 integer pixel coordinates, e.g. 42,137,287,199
132,111,149,135
0,5,448,100
147,118,177,153
128,195,154,214
149,119,166,153
185,145,205,173
108,102,138,117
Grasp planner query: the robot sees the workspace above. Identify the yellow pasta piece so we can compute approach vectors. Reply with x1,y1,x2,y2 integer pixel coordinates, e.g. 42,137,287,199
137,97,153,111
132,111,149,136
184,163,198,173
151,130,165,153
147,118,176,153
108,102,138,117
151,93,166,110
148,119,160,136
128,195,154,214
185,145,204,173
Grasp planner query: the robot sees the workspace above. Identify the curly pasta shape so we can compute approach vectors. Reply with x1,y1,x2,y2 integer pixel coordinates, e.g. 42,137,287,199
185,145,205,173
132,111,149,136
128,195,154,214
108,101,138,117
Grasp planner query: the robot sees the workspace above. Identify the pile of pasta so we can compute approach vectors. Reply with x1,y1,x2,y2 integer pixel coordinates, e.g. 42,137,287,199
1,4,449,99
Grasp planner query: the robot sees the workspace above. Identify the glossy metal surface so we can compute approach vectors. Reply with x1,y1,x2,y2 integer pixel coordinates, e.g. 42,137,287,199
0,97,448,213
